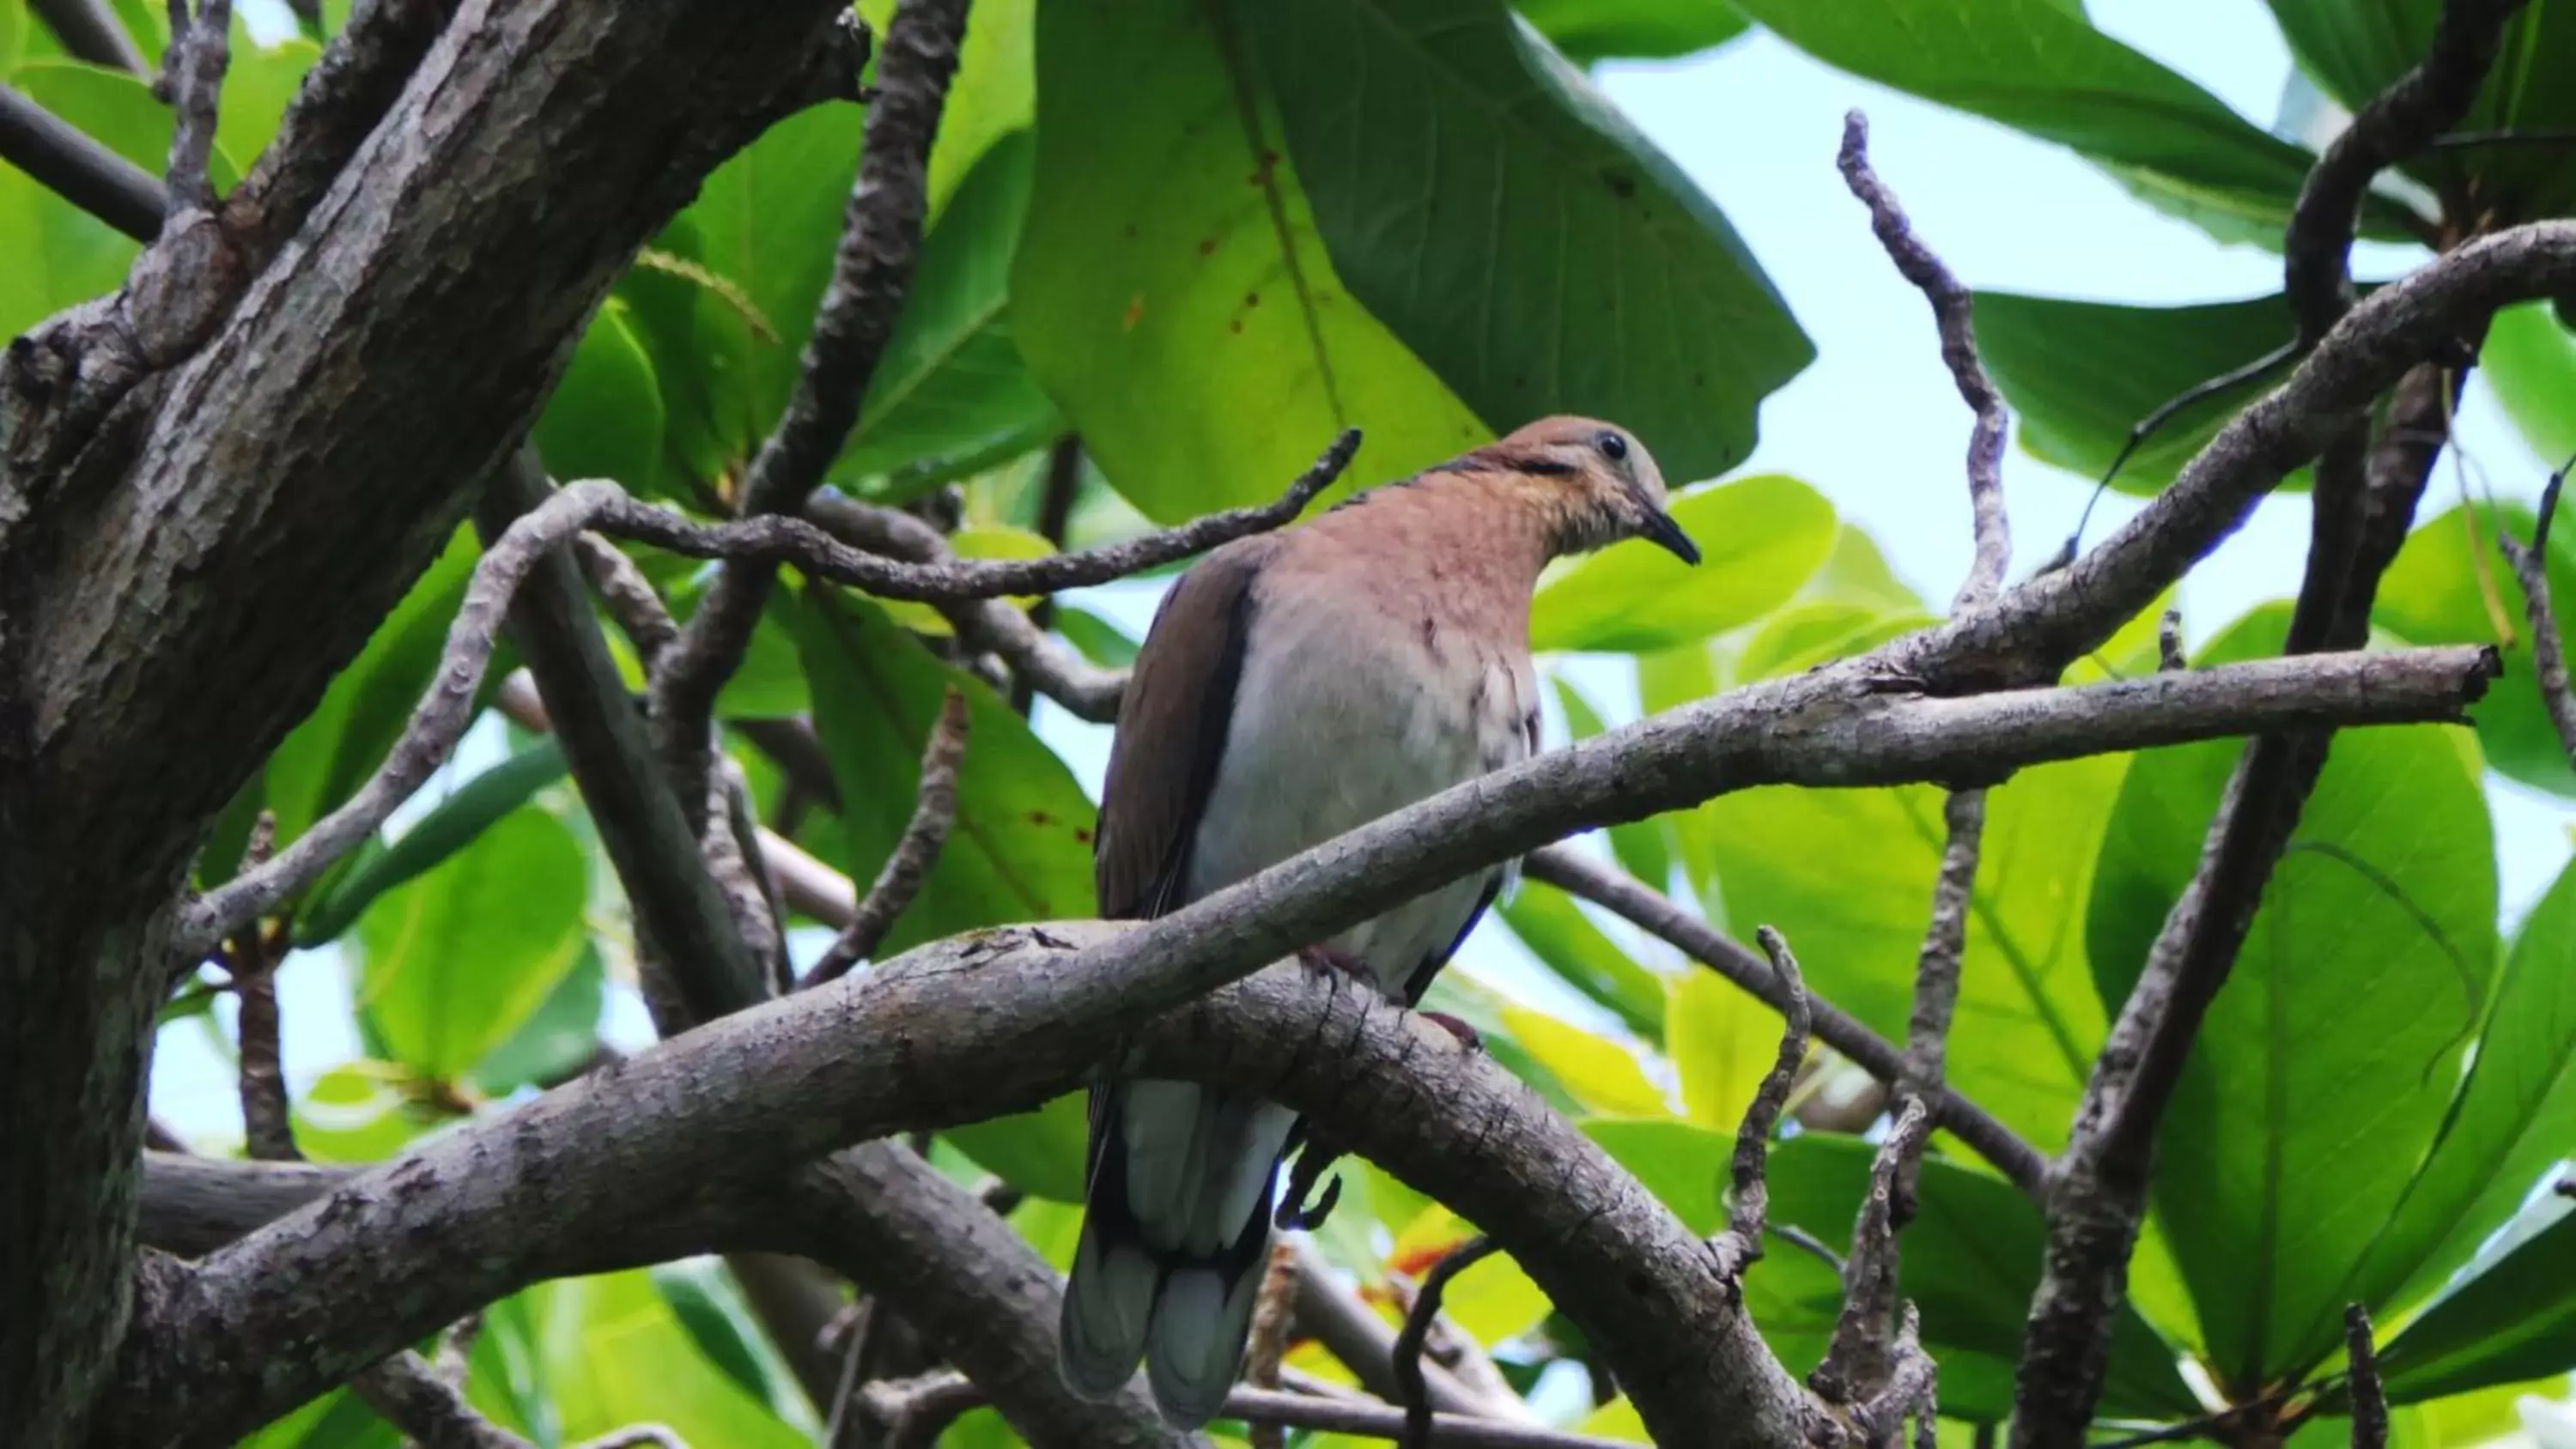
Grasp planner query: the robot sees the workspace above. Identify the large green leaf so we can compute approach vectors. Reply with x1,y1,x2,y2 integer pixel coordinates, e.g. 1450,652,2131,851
2349,855,2576,1319
2481,300,2576,470
1496,878,1668,1040
1012,0,1492,524
1582,1125,2197,1421
1514,0,1749,64
0,59,226,336
795,587,1097,952
1549,673,1674,890
264,525,487,846
2375,500,2576,798
1975,290,2305,497
296,737,571,945
834,130,1063,496
2379,1201,2576,1404
945,1089,1090,1203
1664,969,1786,1135
641,98,866,477
535,297,665,494
1499,1008,1668,1117
213,36,318,177
1239,0,1812,486
535,1271,804,1446
1693,757,2123,1155
2087,603,2500,1390
355,806,592,1082
471,947,606,1097
2268,1,2576,225
1530,474,1837,653
1730,0,2417,249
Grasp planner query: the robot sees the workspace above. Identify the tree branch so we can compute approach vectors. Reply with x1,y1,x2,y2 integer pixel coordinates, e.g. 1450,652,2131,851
2345,1305,2387,1449
27,0,147,73
2500,470,2576,765
1394,1237,1500,1449
1718,926,1812,1276
2283,0,2528,344
1530,849,2044,1201
160,0,233,217
0,81,167,242
799,686,969,988
651,0,966,799
111,637,2494,1442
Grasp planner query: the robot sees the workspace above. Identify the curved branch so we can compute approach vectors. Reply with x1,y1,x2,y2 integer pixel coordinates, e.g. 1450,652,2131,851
118,643,2493,1443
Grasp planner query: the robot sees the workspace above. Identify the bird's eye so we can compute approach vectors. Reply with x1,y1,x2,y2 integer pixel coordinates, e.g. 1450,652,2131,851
1595,431,1628,462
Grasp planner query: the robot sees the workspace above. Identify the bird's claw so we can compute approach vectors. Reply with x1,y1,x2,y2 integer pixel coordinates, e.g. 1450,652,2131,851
1297,944,1371,982
1419,1011,1484,1053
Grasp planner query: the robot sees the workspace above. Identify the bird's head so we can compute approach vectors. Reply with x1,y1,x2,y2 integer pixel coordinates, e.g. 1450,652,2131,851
1439,415,1699,566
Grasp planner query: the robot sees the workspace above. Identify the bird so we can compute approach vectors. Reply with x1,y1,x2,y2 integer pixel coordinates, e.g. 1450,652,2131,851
1055,415,1701,1426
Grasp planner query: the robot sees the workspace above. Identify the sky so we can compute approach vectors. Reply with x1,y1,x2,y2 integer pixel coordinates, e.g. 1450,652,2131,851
155,3,2576,1162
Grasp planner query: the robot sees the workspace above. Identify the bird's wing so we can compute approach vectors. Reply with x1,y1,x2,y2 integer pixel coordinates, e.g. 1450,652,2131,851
1092,537,1277,922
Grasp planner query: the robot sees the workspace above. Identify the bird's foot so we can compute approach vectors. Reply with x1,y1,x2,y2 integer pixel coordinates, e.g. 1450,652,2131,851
1297,944,1371,983
1275,1137,1346,1232
1419,1011,1484,1053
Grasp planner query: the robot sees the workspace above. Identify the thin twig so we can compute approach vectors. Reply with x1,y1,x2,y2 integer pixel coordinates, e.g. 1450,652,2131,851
1526,849,2049,1200
799,687,969,989
572,534,681,670
1769,1223,1845,1276
702,755,787,995
1838,109,2010,610
1725,927,1811,1259
161,0,232,215
1810,1099,1931,1407
1902,792,1982,1110
2346,1304,2388,1449
1245,1240,1301,1449
185,460,1345,957
862,1369,985,1449
860,1369,1625,1448
2064,341,2300,556
2284,0,2527,346
1848,1303,1937,1448
349,1350,531,1449
230,815,298,1164
2499,467,2576,766
28,0,147,72
2158,609,2186,671
651,0,967,789
1288,1240,1501,1418
0,82,167,242
805,493,1127,723
1394,1236,1501,1449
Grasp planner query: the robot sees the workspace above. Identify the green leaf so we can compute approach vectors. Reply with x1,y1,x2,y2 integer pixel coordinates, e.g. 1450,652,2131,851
2379,1201,2576,1404
264,526,484,845
1692,757,2124,1155
1579,1117,1727,1233
1239,0,1812,486
471,947,605,1096
536,1271,804,1446
296,738,571,946
652,1261,791,1416
1665,970,1785,1133
238,1388,401,1449
1975,290,2300,497
796,588,1097,951
2480,300,2576,470
1732,0,2417,248
2267,1,2576,225
945,1090,1090,1203
1054,605,1142,668
1496,879,1668,1040
1759,1135,2201,1422
1550,674,1674,888
213,37,318,175
0,62,181,336
921,0,1036,220
1498,1009,1668,1116
2087,603,2500,1389
2346,854,2576,1319
1530,474,1837,653
2375,500,2576,797
1012,0,1493,524
291,1061,431,1164
651,98,866,473
355,806,592,1082
835,130,1063,496
536,297,665,494
1513,0,1750,64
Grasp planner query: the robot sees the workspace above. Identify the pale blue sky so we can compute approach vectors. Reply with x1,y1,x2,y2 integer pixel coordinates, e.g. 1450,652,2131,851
155,2,2576,1144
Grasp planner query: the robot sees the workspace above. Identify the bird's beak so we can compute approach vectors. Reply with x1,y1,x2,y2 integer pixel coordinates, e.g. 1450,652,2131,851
1638,509,1701,566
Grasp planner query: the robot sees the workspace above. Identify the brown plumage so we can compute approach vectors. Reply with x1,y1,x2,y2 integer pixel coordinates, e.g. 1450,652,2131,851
1060,416,1698,1425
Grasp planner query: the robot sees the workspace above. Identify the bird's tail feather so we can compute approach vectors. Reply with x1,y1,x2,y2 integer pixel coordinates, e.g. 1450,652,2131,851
1059,1077,1297,1425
